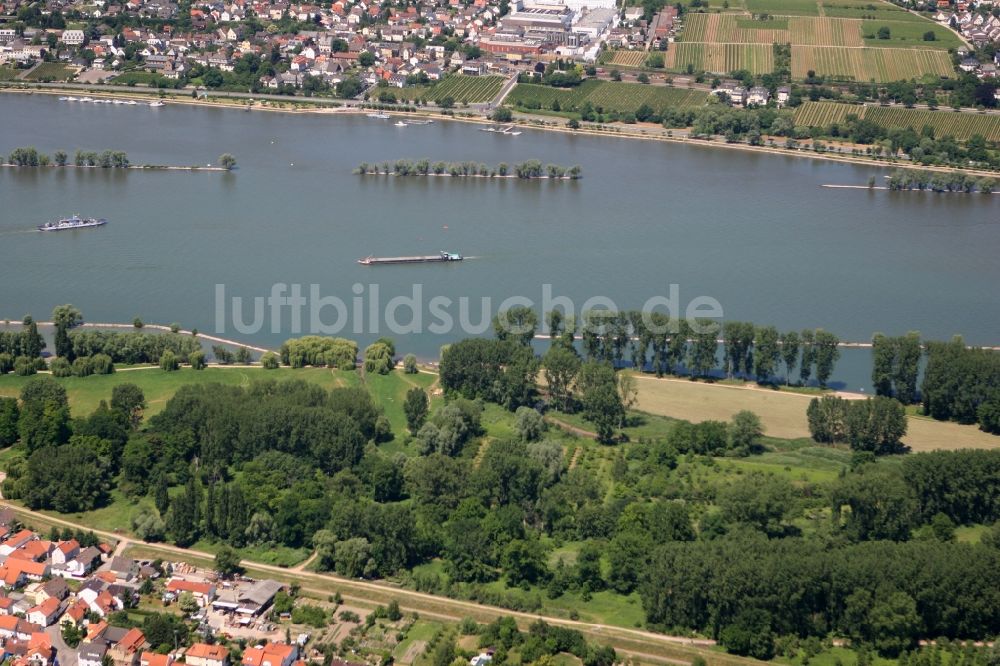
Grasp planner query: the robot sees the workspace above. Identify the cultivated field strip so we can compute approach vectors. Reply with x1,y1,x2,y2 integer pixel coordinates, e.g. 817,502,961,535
794,101,1000,141
790,45,953,82
393,75,505,103
608,50,648,67
671,42,774,74
788,16,864,46
507,80,709,113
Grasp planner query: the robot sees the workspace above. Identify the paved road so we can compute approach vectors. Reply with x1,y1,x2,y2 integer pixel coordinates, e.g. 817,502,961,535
46,623,78,666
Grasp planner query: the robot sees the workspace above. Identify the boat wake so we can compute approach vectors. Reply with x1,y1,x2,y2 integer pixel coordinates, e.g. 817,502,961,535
0,229,46,236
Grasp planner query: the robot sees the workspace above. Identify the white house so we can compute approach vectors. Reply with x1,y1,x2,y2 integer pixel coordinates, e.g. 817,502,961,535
62,29,86,45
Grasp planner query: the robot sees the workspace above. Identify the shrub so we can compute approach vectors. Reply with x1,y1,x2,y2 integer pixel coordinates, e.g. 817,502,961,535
90,353,114,374
14,356,37,376
403,353,418,374
261,352,280,369
50,357,72,377
159,350,179,371
189,350,206,370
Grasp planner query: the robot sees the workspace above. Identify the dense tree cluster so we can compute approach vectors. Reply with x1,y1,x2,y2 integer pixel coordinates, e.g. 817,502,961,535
642,534,1000,658
279,335,358,369
921,337,1000,433
871,332,921,404
807,395,908,455
68,329,201,364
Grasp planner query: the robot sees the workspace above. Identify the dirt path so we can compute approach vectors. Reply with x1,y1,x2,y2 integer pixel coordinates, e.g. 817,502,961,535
292,551,318,573
545,416,597,439
0,500,722,663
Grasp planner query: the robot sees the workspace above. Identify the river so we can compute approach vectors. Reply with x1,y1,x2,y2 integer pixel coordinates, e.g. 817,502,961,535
1,93,998,390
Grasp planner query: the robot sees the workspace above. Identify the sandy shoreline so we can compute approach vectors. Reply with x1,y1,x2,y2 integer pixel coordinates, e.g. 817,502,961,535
6,86,1000,179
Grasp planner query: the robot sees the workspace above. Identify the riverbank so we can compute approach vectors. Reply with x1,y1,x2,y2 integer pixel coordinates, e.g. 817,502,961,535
825,183,1000,194
7,85,1000,179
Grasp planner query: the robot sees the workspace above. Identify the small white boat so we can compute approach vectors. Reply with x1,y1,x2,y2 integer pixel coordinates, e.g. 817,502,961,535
113,99,124,105
149,101,165,107
367,112,390,119
126,100,137,106
80,96,93,102
394,121,407,127
66,96,78,101
58,96,68,101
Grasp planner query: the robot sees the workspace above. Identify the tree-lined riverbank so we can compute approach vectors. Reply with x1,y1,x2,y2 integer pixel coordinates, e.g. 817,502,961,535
355,159,582,179
2,145,235,171
7,85,1000,179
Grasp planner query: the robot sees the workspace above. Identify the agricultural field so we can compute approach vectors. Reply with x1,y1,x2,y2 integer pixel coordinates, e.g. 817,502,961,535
792,100,861,126
507,79,709,114
390,75,505,104
630,373,1000,451
677,0,957,81
606,49,649,68
23,62,75,82
669,42,775,75
788,16,864,46
864,105,1000,142
745,0,820,16
793,101,1000,142
822,0,926,21
861,19,963,49
791,45,953,82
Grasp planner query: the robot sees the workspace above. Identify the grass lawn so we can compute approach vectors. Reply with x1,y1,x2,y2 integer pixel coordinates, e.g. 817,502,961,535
537,587,646,628
24,63,75,82
0,366,362,418
861,19,962,48
363,369,439,445
0,66,20,81
191,539,310,568
392,619,444,663
21,487,154,535
954,524,989,544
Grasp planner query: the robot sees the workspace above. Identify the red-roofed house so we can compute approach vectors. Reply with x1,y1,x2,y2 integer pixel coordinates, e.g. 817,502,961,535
0,530,36,556
140,652,172,666
186,644,230,666
241,643,297,666
10,540,53,562
60,599,89,627
52,540,80,565
108,627,148,666
165,579,215,605
26,597,61,627
0,596,14,616
0,616,42,641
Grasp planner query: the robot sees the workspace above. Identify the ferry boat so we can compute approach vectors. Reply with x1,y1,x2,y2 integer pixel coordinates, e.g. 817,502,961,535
38,215,108,232
358,251,462,266
367,112,390,119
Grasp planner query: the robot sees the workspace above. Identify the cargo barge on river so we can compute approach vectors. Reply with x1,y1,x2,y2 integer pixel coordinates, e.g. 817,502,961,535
358,251,462,265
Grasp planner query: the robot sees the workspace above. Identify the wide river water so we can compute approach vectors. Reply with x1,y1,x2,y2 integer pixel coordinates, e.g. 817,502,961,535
2,93,999,390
